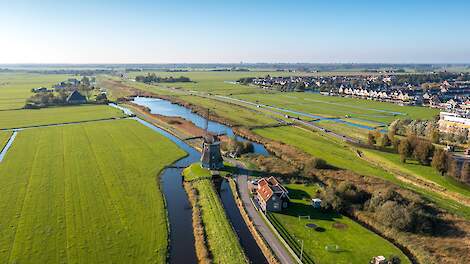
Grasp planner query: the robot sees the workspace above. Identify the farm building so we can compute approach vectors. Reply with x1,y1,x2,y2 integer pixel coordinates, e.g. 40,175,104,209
257,176,289,212
66,90,87,104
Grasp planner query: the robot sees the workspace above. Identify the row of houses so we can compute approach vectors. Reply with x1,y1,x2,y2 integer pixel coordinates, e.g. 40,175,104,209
248,73,470,107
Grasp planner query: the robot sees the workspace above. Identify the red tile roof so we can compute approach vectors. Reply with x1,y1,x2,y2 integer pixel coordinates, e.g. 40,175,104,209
256,176,288,203
257,184,273,202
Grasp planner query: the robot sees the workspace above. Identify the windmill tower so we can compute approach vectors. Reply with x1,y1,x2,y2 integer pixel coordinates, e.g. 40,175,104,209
200,109,224,170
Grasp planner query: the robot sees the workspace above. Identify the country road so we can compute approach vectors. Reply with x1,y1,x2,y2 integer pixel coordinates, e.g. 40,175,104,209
228,158,296,264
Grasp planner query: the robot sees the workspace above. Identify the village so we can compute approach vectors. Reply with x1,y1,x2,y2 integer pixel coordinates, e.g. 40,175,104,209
246,73,470,109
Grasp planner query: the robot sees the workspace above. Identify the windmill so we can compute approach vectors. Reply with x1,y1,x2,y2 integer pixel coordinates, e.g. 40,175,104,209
200,109,224,170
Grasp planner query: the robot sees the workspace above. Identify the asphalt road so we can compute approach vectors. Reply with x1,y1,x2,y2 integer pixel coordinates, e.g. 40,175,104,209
233,166,295,264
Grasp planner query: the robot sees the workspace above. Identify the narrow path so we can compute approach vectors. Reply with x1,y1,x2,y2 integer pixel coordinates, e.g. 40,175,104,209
0,130,18,162
229,159,295,264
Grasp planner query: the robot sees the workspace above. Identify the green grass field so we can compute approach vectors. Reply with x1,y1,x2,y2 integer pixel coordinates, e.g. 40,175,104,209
362,149,470,198
0,105,124,129
270,183,410,264
0,119,186,263
0,131,12,149
235,92,439,124
316,120,370,141
183,162,246,263
178,95,278,126
125,70,323,95
254,126,396,181
0,73,71,110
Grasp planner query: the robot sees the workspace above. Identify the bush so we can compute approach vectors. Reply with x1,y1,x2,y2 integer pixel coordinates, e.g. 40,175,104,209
304,157,327,171
379,133,391,147
431,149,448,175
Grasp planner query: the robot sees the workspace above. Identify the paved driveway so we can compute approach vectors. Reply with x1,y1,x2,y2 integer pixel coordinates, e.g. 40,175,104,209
236,172,295,264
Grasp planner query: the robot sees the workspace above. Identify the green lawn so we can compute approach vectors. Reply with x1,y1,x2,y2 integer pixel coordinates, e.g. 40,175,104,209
0,119,186,263
191,179,247,263
0,105,125,129
235,92,439,124
362,149,470,198
183,163,213,181
0,73,71,110
0,131,12,149
270,184,410,264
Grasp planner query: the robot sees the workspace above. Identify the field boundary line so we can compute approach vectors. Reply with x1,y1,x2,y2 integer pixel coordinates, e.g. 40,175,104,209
0,117,128,131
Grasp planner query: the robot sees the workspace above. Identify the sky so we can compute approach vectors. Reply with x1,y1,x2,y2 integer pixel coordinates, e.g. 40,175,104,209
0,0,469,64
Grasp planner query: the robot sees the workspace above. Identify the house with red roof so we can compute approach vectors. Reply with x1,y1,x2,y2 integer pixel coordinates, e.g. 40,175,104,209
256,176,289,212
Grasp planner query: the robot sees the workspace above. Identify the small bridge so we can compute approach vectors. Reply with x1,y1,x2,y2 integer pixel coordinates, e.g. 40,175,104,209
183,132,227,141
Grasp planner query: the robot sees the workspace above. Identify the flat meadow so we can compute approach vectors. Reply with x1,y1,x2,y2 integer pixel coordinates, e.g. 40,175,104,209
0,73,71,110
270,183,410,264
0,119,186,263
0,105,124,129
235,92,439,124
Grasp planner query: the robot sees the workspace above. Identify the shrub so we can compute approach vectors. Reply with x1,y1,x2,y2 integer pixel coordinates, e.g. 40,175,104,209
431,149,448,175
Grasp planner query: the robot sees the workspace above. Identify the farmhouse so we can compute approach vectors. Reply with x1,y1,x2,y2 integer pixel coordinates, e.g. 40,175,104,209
66,90,87,104
257,177,289,212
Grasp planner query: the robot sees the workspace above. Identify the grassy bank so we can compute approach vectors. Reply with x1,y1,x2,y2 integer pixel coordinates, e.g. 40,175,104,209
253,126,396,181
270,184,410,264
362,148,470,198
0,119,186,263
0,105,125,129
183,163,247,264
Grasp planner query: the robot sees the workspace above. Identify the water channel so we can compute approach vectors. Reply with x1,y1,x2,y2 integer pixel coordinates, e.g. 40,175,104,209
127,98,269,263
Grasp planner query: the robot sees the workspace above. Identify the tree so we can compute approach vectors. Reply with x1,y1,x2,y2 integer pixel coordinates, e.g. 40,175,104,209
320,188,344,212
447,158,460,179
413,140,434,165
391,137,400,151
379,134,391,147
427,127,440,144
367,131,376,145
398,139,412,163
431,149,448,175
387,255,402,264
304,157,327,171
461,161,470,184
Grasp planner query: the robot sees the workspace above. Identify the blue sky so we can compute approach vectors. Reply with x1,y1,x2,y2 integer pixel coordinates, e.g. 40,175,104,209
0,0,469,63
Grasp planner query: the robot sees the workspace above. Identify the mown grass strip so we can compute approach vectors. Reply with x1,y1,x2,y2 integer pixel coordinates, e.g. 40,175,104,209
191,179,247,264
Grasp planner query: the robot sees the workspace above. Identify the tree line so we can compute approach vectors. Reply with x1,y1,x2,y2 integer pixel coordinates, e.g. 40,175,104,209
367,129,470,185
135,74,192,84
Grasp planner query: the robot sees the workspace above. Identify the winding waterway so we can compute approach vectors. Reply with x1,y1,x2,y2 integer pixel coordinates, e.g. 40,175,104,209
133,97,269,155
127,98,269,263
